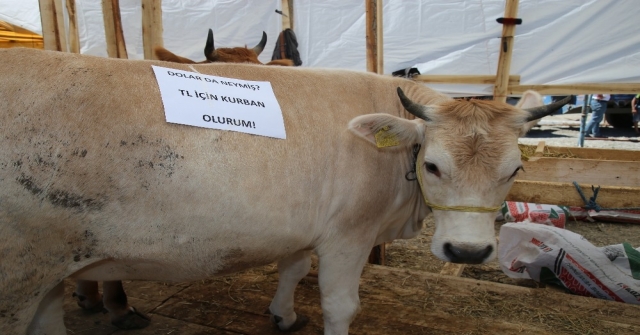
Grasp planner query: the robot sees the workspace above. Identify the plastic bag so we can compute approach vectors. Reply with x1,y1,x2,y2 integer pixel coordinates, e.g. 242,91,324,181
499,222,640,304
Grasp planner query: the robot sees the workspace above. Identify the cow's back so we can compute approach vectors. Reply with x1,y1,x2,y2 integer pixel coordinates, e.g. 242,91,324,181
0,48,445,282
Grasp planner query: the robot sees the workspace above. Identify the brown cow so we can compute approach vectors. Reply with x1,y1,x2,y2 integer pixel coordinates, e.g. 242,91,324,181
155,29,294,66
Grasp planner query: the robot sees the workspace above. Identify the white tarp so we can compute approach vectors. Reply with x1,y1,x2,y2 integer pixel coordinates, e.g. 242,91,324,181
294,0,640,95
2,0,639,95
0,0,282,64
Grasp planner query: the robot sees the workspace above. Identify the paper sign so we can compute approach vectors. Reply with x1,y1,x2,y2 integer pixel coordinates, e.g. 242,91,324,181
151,65,286,139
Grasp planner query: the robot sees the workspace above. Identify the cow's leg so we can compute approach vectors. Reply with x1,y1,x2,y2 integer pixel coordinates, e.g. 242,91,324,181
103,280,151,329
27,281,66,335
73,280,104,312
316,244,369,335
268,249,312,332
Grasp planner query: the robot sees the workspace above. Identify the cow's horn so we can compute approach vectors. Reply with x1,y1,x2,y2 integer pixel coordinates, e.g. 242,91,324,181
397,87,430,121
524,95,574,122
204,29,216,59
252,31,267,56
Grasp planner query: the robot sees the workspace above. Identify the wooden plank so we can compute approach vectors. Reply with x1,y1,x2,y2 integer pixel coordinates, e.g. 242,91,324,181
141,0,163,60
414,74,520,85
38,0,67,51
518,157,640,187
492,0,519,102
543,145,640,161
65,0,80,53
509,83,640,95
101,0,128,58
507,180,640,208
439,262,465,276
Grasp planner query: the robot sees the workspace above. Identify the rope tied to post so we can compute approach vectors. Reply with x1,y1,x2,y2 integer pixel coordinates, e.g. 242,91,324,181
573,181,640,212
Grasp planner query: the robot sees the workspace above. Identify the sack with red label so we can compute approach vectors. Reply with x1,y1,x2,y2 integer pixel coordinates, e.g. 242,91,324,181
501,202,569,229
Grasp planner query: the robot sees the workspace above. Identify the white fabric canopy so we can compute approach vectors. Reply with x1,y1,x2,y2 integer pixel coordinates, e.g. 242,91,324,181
0,0,282,64
294,0,640,95
2,0,639,96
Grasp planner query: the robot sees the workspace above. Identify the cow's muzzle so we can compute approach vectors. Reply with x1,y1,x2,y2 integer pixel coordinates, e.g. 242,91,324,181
443,243,494,264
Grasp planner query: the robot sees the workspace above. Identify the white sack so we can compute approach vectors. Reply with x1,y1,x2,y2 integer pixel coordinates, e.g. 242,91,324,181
499,222,640,305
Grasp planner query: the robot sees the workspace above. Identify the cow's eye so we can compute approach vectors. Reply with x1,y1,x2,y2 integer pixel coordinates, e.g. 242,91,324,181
425,162,440,177
509,166,523,180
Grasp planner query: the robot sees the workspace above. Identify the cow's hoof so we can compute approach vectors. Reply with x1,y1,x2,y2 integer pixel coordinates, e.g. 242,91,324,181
72,292,105,313
111,306,151,330
271,313,309,332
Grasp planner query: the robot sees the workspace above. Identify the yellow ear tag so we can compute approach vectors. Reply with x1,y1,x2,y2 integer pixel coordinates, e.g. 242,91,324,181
374,126,400,148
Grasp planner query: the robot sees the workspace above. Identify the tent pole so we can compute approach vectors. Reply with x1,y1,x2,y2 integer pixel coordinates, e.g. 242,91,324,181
287,0,294,31
38,0,68,52
493,0,519,103
365,0,377,73
142,0,163,60
65,0,80,53
102,0,128,58
375,0,383,74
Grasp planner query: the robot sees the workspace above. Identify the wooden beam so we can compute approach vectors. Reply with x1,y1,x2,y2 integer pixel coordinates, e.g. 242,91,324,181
102,0,128,58
38,0,67,51
65,0,80,53
492,0,519,102
509,83,640,95
507,180,640,208
141,0,163,60
414,74,520,85
521,144,640,161
365,0,377,73
518,157,640,187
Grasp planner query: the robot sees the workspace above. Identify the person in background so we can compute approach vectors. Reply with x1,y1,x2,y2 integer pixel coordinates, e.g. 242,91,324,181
585,94,610,138
632,94,640,135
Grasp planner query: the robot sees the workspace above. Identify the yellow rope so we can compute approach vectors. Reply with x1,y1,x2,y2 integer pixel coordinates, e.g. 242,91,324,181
415,149,502,213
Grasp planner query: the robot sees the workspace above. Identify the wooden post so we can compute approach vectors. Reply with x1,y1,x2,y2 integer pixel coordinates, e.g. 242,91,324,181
66,0,80,53
365,0,386,265
375,0,383,74
287,0,295,31
365,0,377,73
38,0,67,51
492,0,519,102
141,0,163,60
102,0,128,58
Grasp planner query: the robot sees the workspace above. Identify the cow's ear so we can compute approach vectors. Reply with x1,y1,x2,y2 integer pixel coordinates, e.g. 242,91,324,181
348,113,424,148
517,90,544,136
516,90,543,109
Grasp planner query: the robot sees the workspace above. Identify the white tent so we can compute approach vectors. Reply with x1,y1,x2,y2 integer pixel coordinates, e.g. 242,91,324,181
2,0,639,96
0,0,283,64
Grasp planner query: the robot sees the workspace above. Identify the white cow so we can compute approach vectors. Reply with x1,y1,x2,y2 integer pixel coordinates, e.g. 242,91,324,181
0,48,569,335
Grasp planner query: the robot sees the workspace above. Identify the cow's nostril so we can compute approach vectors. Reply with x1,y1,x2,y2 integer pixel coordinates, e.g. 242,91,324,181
443,243,493,264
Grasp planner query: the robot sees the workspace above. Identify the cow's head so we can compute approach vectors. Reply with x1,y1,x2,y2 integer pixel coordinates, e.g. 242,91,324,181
349,88,570,264
155,29,294,66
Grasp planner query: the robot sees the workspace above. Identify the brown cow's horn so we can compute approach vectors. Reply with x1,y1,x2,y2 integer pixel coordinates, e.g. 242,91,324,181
252,31,267,56
524,95,574,121
397,87,430,121
204,29,215,59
